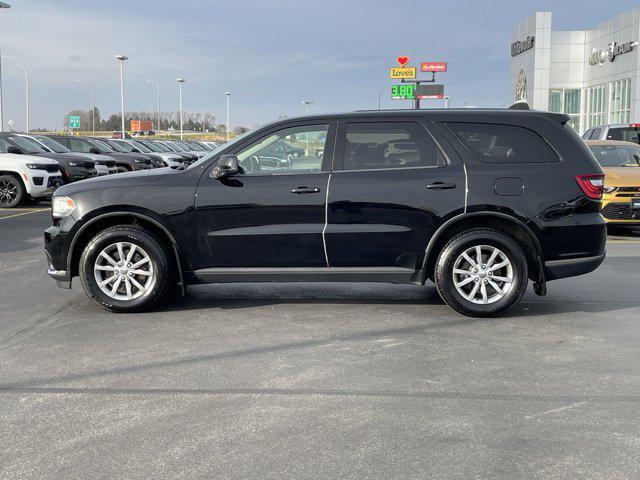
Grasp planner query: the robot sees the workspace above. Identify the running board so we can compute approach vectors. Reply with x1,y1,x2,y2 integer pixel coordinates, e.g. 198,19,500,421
191,267,422,285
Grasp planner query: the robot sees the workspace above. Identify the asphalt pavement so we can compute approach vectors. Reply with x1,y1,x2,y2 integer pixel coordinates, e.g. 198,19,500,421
1,206,640,479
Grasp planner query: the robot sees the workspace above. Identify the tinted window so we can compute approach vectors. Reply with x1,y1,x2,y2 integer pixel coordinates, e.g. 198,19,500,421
69,139,93,153
606,127,640,144
0,138,12,152
343,122,445,171
591,128,603,139
446,122,559,163
589,145,640,167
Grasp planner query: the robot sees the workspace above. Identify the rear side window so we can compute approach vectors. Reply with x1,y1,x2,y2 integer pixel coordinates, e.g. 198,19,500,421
606,127,640,144
591,127,603,139
446,122,559,163
343,122,446,170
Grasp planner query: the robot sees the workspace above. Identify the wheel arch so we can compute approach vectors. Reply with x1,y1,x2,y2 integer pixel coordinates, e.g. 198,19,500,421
421,212,545,285
67,210,185,292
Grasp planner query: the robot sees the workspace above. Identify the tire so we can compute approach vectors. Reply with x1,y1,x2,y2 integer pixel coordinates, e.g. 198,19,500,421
434,228,528,317
0,174,25,208
79,225,174,312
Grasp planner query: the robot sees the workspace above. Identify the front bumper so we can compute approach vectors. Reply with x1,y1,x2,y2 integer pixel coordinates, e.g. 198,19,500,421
601,201,640,223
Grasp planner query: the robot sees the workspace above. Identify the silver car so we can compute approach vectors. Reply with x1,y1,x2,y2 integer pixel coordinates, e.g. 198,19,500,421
582,123,640,144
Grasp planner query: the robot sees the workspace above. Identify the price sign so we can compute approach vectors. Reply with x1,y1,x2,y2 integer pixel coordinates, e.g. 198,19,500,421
391,84,415,99
414,84,445,99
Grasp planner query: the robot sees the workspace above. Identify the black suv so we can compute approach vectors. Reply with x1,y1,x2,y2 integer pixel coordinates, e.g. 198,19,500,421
44,109,606,317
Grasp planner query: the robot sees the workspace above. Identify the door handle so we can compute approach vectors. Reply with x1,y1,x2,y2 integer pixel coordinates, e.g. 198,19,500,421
291,186,321,194
426,182,457,190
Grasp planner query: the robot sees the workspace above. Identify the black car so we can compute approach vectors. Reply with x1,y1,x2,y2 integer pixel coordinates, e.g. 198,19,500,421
152,140,199,163
44,108,606,317
97,138,164,168
49,135,151,172
0,132,97,183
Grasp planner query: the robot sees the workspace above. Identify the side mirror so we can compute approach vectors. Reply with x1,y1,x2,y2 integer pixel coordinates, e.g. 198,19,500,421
89,147,101,154
7,145,22,154
211,154,240,179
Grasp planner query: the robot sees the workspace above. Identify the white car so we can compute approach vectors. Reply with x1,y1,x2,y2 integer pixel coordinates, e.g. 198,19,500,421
111,138,185,168
0,153,62,207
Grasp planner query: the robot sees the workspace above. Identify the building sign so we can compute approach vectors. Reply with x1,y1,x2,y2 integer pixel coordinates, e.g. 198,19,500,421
389,67,416,79
589,40,638,65
391,84,415,99
511,36,535,57
420,62,447,72
414,84,444,99
69,115,80,129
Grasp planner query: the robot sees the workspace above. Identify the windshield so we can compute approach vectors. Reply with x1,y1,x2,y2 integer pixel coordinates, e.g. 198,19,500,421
131,140,152,153
7,135,47,153
35,136,70,153
143,141,169,152
167,142,186,152
187,129,254,170
589,145,640,167
87,138,115,153
103,139,130,153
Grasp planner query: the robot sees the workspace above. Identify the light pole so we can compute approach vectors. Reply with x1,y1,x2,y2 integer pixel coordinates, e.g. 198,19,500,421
177,78,184,140
75,79,95,136
302,100,313,116
148,80,160,136
378,92,383,110
2,55,28,131
444,95,451,109
115,54,127,138
225,91,231,142
0,2,11,131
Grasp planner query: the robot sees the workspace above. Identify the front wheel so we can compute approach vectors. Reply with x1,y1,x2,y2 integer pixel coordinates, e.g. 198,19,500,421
0,174,24,208
434,228,528,317
79,225,173,312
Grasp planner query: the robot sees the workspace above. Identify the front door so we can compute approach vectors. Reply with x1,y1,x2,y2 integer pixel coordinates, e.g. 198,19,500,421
326,119,465,268
194,122,335,268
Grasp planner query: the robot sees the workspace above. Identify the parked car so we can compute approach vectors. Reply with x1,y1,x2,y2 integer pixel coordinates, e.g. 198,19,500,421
49,135,151,172
586,140,640,225
158,140,200,161
201,141,225,150
95,138,164,168
0,132,98,183
109,139,184,169
143,140,197,164
44,108,606,317
0,143,61,207
583,123,640,144
21,134,118,175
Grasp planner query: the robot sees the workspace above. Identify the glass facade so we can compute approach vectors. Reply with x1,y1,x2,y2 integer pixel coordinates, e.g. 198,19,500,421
548,88,581,131
587,85,607,129
610,79,631,124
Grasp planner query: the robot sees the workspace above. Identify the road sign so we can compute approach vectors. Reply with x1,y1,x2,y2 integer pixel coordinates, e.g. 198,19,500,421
415,84,445,99
69,115,80,129
389,67,416,79
420,61,447,72
391,84,415,99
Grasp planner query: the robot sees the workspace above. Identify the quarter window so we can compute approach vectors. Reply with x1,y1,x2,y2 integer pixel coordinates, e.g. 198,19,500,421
446,122,559,163
235,124,329,175
342,122,445,170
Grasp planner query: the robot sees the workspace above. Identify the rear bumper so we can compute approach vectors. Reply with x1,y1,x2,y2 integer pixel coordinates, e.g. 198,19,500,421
544,252,606,281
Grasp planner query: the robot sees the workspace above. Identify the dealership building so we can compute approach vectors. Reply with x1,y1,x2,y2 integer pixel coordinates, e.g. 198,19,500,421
510,8,640,134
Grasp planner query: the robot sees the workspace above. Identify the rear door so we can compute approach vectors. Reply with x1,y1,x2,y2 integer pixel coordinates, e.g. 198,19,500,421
326,117,465,268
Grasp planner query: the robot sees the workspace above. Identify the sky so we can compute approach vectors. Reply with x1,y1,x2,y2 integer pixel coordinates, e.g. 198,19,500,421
0,0,639,130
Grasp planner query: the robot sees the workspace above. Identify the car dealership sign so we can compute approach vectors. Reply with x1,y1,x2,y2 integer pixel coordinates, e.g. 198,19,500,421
511,36,535,57
589,40,638,65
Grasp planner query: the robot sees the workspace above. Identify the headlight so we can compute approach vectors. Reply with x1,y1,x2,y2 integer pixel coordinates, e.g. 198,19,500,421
67,161,79,166
52,196,76,218
603,186,618,194
26,163,45,170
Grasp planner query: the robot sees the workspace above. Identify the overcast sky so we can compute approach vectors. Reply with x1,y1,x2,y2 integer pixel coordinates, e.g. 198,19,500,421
0,0,638,130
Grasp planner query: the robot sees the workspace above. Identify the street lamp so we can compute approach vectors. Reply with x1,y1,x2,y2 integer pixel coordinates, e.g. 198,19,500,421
115,54,127,138
148,80,160,136
75,79,96,136
177,78,184,140
225,91,231,142
0,2,12,131
444,96,451,109
2,55,28,131
302,100,313,116
378,92,383,110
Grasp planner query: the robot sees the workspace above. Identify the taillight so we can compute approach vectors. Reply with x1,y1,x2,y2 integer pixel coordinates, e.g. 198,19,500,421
575,174,605,200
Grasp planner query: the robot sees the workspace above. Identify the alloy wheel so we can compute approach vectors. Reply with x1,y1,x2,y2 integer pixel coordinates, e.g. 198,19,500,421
0,179,18,206
93,242,155,301
452,244,514,304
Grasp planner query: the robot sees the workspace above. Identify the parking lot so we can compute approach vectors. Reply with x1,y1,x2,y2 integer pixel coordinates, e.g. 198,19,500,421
1,205,640,479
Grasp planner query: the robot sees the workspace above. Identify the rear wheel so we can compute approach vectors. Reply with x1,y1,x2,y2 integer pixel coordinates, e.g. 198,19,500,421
434,228,528,317
79,225,173,312
0,174,24,208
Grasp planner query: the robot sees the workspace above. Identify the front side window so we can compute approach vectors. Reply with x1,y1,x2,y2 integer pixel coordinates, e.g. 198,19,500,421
447,122,559,163
236,124,329,175
342,122,445,170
